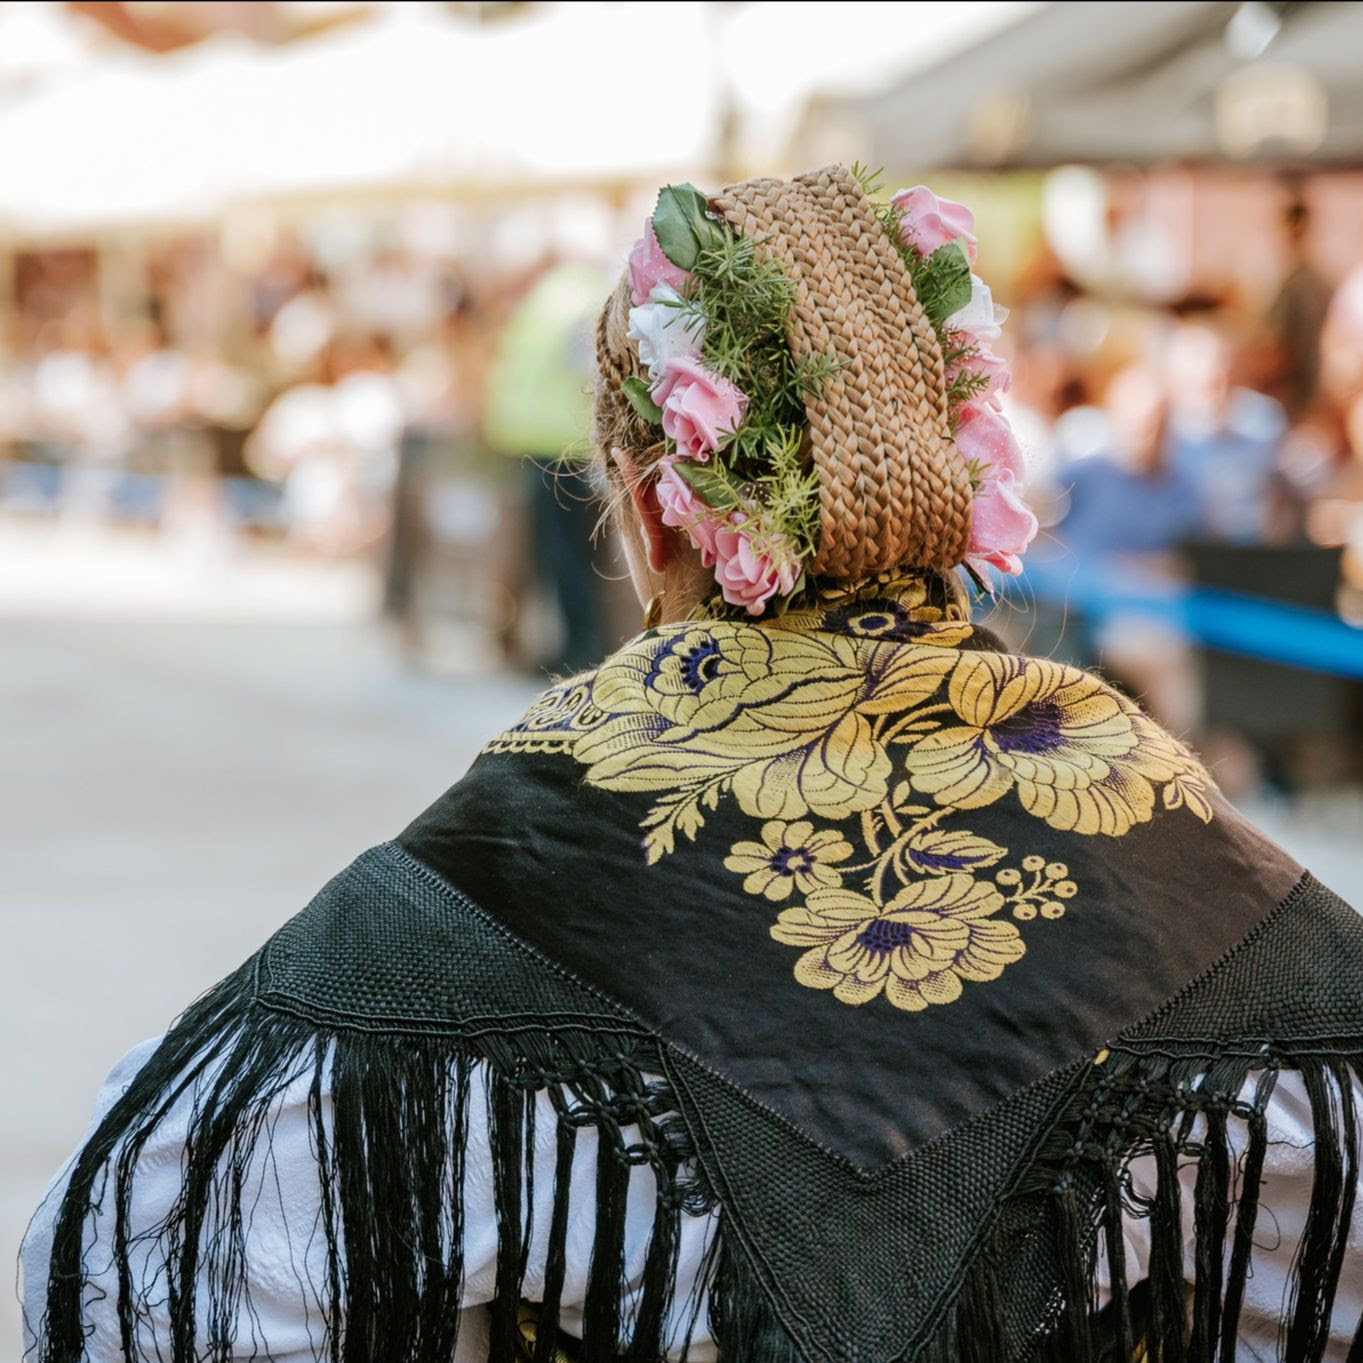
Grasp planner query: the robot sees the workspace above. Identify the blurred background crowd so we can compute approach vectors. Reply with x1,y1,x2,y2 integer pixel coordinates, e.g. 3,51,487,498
3,1,1363,789
3,3,1363,1342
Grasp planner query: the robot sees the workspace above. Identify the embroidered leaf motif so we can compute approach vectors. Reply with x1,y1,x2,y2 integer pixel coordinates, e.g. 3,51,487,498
904,829,1007,876
485,572,1219,1014
640,777,730,864
1163,774,1213,824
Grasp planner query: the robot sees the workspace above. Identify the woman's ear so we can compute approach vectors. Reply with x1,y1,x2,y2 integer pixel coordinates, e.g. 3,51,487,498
610,447,671,576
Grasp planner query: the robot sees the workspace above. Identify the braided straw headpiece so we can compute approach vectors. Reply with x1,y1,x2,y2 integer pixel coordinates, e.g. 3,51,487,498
710,165,973,577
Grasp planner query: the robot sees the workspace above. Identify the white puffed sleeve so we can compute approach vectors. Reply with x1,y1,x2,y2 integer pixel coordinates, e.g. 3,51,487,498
25,1040,1361,1361
21,1041,716,1363
1102,1067,1363,1361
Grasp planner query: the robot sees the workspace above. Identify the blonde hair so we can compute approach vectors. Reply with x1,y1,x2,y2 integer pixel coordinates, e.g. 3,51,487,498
594,274,664,468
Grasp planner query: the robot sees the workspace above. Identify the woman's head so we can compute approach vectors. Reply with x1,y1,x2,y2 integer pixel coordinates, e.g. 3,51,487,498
594,166,1036,623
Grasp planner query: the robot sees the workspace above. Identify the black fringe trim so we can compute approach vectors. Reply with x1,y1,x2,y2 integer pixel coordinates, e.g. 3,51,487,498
31,962,717,1363
27,958,1363,1362
967,1044,1363,1363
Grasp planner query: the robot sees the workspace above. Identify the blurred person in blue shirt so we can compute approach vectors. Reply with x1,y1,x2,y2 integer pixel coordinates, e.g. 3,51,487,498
1164,321,1286,544
1058,365,1201,565
1042,366,1203,736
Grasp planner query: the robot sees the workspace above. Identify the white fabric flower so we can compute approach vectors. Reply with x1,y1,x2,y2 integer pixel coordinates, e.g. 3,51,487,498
626,285,703,381
947,275,1009,344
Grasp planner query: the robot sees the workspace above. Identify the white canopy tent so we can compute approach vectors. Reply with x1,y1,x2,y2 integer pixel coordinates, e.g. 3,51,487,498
845,0,1363,171
0,0,1047,240
0,2,724,238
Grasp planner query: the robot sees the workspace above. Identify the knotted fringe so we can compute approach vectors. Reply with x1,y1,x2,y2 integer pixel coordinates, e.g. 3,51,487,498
922,1044,1363,1363
29,960,718,1363
29,955,1363,1363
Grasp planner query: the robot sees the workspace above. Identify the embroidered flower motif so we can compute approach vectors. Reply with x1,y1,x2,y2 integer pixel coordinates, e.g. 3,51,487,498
904,653,1196,837
724,820,853,902
771,572,974,648
487,574,1217,1014
576,622,955,856
771,875,1024,1011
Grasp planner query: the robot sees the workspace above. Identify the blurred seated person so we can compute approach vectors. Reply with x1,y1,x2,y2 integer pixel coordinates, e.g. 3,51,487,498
1055,366,1200,564
1052,366,1201,735
1164,321,1289,544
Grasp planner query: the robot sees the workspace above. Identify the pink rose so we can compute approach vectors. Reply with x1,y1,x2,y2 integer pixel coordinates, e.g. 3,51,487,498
967,468,1037,578
890,185,977,263
954,402,1035,575
954,400,1024,484
947,340,1011,408
656,459,721,568
628,222,691,307
653,356,747,461
713,516,801,616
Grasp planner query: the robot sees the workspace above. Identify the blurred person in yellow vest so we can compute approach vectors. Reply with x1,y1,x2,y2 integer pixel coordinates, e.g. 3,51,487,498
484,261,610,674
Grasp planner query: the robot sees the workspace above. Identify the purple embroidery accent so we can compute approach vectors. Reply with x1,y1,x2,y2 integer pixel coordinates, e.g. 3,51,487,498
771,848,816,875
909,851,974,872
855,917,920,955
991,700,1065,755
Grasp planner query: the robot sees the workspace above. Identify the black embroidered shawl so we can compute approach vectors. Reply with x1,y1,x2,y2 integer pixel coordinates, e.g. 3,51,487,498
31,574,1363,1363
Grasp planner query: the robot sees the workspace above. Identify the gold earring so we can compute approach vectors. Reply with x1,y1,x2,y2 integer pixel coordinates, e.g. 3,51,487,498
643,592,664,630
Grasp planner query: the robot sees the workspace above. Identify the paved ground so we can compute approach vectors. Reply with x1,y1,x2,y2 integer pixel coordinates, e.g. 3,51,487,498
0,612,539,1353
3,607,1360,1354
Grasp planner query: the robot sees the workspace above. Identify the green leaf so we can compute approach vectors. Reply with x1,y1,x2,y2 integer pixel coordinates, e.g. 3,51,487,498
651,183,726,272
767,569,807,616
621,376,663,424
672,457,741,510
920,240,973,323
651,184,706,270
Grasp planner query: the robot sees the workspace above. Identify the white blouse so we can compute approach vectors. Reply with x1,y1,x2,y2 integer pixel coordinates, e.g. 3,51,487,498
21,1037,1363,1362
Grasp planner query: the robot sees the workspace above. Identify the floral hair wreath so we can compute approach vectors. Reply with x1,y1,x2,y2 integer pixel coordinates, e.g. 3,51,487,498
621,169,1037,616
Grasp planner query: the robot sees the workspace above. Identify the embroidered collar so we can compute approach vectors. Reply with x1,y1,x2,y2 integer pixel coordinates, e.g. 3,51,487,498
691,568,975,649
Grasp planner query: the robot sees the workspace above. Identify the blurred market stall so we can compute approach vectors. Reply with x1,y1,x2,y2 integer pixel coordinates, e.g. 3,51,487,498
0,0,1360,784
0,4,724,234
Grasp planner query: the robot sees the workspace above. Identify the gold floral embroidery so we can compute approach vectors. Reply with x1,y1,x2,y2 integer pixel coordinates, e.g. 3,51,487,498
486,574,1215,1014
772,875,1025,1012
903,653,1204,837
572,623,956,857
765,570,976,650
724,820,854,901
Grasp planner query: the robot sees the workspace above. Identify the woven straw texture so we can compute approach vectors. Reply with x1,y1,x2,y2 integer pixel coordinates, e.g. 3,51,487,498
711,165,973,577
